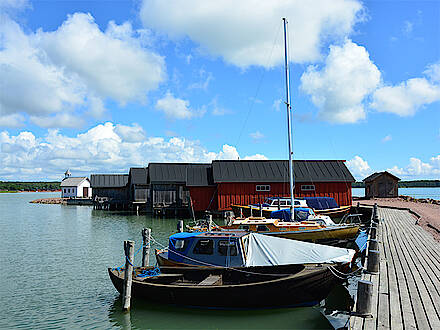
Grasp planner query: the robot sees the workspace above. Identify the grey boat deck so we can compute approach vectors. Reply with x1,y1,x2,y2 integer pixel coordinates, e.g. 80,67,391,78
350,207,440,329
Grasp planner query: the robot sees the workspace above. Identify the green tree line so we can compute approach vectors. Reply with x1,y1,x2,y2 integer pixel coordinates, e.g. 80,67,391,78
352,180,440,188
0,181,60,192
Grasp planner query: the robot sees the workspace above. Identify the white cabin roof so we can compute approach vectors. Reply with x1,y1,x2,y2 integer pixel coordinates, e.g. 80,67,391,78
60,177,88,187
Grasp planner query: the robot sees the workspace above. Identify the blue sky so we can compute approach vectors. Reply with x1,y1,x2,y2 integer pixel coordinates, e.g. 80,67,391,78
0,0,439,181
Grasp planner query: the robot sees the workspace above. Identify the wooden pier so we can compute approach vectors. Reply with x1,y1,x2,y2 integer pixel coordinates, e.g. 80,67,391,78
350,206,440,329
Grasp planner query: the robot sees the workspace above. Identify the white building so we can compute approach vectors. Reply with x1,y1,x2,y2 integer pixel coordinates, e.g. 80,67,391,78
60,177,92,198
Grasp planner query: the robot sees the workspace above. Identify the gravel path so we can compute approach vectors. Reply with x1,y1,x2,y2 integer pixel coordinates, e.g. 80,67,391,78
353,197,440,242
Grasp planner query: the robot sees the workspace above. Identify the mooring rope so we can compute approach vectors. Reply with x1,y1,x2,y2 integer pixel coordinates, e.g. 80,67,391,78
113,233,355,280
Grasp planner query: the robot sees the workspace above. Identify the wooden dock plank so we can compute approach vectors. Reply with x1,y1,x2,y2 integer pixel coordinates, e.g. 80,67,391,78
350,206,440,330
382,211,417,329
393,210,440,277
385,209,440,329
376,219,390,329
394,210,440,266
380,219,403,330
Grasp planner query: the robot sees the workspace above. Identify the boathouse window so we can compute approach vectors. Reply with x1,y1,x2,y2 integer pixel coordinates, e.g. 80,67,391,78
218,240,238,256
301,185,315,191
193,239,214,255
256,225,269,232
256,185,270,192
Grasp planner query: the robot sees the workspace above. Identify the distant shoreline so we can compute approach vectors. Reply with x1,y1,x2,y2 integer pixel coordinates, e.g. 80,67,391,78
0,190,60,193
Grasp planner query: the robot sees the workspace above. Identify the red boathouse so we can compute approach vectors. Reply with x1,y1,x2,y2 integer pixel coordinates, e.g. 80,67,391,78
211,160,354,211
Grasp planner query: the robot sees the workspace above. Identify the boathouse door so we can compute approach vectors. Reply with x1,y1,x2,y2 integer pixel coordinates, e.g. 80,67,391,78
83,187,89,197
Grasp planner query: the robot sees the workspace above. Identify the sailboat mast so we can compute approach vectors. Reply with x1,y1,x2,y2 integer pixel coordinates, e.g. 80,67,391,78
282,18,295,220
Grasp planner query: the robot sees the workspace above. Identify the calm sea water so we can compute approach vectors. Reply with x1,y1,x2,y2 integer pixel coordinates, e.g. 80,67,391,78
0,192,352,329
352,187,440,200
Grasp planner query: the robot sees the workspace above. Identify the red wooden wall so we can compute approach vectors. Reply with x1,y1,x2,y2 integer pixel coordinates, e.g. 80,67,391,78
188,186,217,212
216,182,352,211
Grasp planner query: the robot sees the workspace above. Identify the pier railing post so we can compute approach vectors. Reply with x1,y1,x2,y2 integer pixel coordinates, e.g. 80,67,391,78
177,220,184,233
366,250,380,274
368,238,378,251
355,279,373,317
207,214,212,231
370,226,377,240
122,240,134,312
141,229,151,267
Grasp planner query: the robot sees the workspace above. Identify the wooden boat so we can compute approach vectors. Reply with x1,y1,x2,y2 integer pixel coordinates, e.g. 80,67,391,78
156,231,356,268
222,217,359,244
187,210,360,246
231,197,351,219
108,263,342,309
112,231,355,308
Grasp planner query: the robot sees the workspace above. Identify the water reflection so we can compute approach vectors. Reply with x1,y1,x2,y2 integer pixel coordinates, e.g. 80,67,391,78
108,296,335,329
0,193,356,329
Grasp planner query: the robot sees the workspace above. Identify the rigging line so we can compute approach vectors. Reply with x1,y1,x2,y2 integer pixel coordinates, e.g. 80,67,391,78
234,22,282,149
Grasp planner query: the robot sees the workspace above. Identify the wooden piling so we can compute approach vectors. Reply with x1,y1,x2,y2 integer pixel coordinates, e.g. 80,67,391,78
370,226,377,239
177,220,184,233
368,238,378,251
355,280,373,316
366,249,379,274
122,240,134,312
141,229,151,268
207,214,212,231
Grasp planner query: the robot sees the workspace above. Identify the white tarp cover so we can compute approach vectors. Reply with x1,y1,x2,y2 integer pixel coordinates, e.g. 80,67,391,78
244,233,356,267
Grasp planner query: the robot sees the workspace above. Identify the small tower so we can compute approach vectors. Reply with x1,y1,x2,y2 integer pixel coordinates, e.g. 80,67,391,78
64,169,71,179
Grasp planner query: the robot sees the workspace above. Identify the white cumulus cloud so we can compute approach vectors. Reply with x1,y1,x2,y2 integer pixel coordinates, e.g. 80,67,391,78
300,40,381,123
140,0,363,68
0,13,165,128
387,156,440,179
346,155,372,180
155,92,205,119
371,72,440,116
0,122,265,180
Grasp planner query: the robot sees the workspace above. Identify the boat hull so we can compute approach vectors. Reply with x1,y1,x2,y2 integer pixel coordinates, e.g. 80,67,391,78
108,265,339,309
265,225,359,243
231,204,351,219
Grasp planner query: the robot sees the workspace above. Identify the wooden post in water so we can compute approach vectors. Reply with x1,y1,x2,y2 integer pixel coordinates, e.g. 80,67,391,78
122,240,134,312
141,228,151,267
207,214,212,231
366,250,379,274
177,220,184,233
355,279,373,316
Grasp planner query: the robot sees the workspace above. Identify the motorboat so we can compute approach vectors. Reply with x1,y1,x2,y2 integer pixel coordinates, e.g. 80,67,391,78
231,197,351,219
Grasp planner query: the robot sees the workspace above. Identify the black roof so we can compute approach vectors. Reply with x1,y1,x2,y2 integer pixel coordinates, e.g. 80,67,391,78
148,163,213,186
186,164,214,186
129,168,148,185
363,171,400,182
90,174,128,188
212,160,355,183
